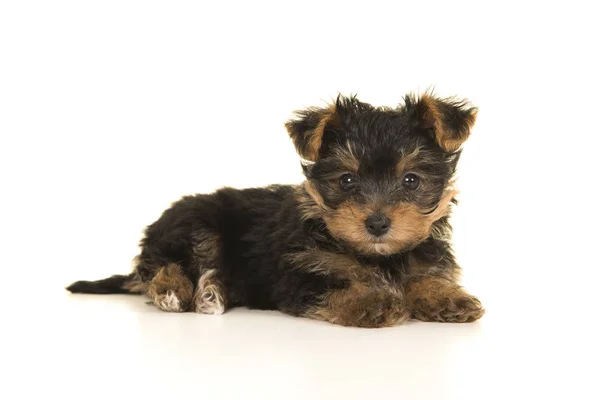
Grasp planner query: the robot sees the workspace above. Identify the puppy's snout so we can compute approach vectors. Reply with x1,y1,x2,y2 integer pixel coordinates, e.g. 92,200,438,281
365,213,391,237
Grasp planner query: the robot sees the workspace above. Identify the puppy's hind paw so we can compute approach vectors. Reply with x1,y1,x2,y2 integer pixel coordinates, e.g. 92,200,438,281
193,269,227,315
154,291,183,312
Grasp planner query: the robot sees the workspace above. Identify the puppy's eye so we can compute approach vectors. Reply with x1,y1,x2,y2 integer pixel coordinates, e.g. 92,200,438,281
403,173,420,190
340,173,358,190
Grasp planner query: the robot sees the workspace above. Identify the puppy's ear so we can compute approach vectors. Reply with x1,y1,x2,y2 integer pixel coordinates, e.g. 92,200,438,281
285,104,339,161
405,93,478,152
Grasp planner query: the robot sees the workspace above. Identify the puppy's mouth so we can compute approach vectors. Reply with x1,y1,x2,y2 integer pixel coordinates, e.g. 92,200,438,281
361,234,395,255
370,242,394,255
367,234,389,244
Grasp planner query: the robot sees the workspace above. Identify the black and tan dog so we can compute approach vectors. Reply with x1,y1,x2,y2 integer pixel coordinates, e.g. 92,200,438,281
67,91,485,328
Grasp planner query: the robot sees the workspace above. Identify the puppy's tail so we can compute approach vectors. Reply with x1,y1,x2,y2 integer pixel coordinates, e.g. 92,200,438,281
65,272,145,295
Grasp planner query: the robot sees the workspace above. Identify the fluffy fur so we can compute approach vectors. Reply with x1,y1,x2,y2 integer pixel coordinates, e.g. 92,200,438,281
66,91,485,328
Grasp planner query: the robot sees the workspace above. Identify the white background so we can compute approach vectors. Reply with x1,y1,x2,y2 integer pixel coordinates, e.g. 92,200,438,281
1,1,599,399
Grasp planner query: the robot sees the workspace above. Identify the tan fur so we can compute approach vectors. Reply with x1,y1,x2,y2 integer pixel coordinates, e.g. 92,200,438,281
304,281,410,328
385,185,458,250
295,181,330,221
322,202,374,252
321,185,458,255
404,275,484,323
285,105,339,161
305,105,338,161
147,264,194,312
419,95,477,153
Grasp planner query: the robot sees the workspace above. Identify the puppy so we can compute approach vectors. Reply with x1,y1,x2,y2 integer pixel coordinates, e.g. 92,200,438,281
67,91,485,328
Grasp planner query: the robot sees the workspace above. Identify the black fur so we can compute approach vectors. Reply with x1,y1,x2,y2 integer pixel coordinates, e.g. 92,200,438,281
67,92,481,326
66,274,135,294
141,186,346,313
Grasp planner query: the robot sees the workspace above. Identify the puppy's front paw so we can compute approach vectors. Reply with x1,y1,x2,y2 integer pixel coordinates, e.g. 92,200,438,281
413,294,485,323
306,290,410,328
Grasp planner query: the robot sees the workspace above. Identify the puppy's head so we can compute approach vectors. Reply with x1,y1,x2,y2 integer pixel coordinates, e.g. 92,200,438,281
287,92,477,255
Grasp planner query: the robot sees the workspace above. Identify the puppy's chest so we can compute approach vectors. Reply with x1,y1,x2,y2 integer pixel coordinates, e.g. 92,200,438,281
354,255,409,287
290,249,409,289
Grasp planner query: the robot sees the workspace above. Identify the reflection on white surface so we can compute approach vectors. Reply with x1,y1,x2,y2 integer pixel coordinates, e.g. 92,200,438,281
1,289,596,400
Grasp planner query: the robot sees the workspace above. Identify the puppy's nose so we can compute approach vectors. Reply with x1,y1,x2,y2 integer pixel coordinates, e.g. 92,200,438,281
365,214,391,237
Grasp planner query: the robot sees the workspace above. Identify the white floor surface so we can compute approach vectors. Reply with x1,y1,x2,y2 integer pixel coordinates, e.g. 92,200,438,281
3,285,597,400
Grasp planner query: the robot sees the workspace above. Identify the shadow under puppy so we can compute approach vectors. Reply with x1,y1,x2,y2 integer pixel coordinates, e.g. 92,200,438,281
67,91,485,328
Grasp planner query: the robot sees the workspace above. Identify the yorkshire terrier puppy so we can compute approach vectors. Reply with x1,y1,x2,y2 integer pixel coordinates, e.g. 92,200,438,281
67,91,485,328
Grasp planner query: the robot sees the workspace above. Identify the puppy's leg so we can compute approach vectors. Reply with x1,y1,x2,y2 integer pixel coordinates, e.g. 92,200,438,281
304,283,410,328
286,249,409,328
147,264,194,312
190,229,228,315
404,276,485,323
